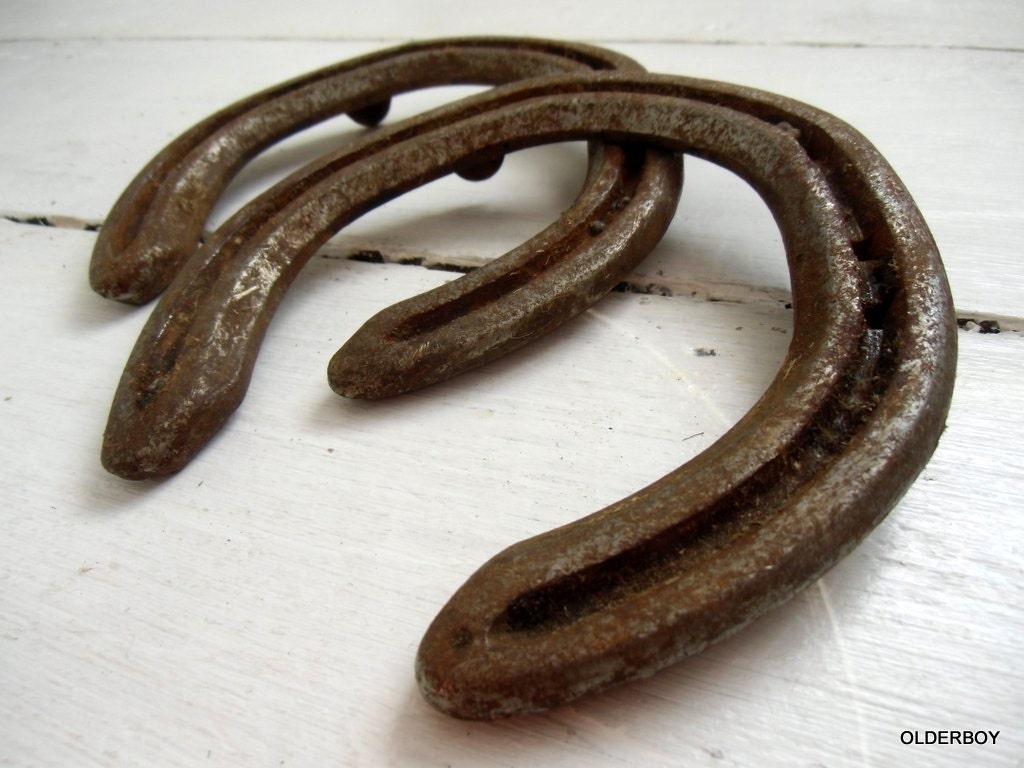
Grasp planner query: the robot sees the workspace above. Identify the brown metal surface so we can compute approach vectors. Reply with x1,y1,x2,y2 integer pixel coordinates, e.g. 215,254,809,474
94,44,957,721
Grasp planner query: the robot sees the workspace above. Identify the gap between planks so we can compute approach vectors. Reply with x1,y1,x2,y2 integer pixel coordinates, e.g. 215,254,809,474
1,34,1021,55
4,212,1021,335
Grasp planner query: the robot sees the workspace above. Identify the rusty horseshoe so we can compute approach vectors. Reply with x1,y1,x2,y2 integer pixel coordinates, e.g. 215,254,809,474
94,38,682,476
89,37,678,305
94,46,956,720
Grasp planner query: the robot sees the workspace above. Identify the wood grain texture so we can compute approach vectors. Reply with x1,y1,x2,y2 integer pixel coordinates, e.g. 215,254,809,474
1,3,1021,765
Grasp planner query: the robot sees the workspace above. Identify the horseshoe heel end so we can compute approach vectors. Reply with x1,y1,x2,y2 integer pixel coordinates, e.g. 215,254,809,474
101,407,232,480
413,528,748,721
328,148,683,400
101,367,247,479
89,240,150,305
90,237,188,306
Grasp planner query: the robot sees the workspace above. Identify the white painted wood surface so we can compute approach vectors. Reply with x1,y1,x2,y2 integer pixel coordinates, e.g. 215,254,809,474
1,2,1021,766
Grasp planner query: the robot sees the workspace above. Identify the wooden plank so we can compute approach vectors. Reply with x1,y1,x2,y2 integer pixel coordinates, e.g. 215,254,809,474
0,221,1020,766
5,0,1022,49
1,4,1021,763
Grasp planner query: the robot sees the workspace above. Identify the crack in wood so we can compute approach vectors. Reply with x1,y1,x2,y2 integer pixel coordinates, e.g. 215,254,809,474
3,213,101,232
4,212,1021,333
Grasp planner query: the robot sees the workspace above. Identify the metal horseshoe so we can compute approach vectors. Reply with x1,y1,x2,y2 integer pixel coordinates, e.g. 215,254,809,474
411,74,956,718
93,38,682,477
88,37,677,305
94,48,956,720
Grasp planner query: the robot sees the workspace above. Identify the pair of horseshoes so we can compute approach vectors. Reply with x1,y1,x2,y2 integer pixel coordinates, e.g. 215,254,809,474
92,39,956,719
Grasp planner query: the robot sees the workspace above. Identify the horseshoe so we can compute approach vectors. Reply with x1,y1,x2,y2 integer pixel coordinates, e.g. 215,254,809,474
97,66,956,718
98,41,682,478
88,37,673,305
410,75,956,718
